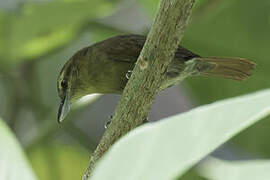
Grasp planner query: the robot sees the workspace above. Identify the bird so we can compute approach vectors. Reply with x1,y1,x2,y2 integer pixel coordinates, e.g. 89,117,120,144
57,34,255,123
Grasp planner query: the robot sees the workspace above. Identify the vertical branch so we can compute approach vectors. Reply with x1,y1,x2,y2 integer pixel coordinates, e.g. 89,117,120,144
83,0,195,179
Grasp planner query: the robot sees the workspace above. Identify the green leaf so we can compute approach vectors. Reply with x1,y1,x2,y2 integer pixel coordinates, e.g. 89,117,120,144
182,0,270,157
0,119,37,180
0,0,120,67
90,89,270,180
198,157,270,180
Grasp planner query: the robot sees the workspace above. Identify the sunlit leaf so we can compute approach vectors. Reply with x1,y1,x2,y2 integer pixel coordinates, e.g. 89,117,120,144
0,119,37,180
198,157,270,180
90,89,270,180
182,0,270,157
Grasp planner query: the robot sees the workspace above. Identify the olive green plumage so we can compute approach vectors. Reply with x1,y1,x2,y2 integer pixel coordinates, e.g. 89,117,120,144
57,34,255,122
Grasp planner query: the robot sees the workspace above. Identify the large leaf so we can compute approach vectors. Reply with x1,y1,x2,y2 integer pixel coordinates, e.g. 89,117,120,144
0,119,37,180
198,157,270,180
182,0,270,157
0,0,120,67
90,89,270,180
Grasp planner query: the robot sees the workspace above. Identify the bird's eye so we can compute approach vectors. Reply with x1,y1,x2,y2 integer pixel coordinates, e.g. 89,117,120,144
61,80,68,89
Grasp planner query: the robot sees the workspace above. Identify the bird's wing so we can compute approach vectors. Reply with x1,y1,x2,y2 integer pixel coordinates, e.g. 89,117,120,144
92,34,199,63
99,34,146,63
175,45,200,61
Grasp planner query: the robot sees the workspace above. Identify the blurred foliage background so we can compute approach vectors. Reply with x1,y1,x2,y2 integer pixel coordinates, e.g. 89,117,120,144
0,0,269,179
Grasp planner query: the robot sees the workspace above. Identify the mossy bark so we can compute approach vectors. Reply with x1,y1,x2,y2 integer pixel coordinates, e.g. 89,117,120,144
83,0,195,179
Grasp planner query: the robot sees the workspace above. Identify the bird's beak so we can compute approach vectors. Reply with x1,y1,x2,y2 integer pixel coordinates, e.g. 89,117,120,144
58,93,71,123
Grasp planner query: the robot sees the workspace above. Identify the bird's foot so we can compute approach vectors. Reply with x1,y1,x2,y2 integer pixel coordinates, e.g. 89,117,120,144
142,117,149,124
105,115,113,129
125,70,132,80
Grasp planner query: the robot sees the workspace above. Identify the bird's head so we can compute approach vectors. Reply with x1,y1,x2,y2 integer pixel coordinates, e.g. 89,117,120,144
57,57,77,123
57,50,90,123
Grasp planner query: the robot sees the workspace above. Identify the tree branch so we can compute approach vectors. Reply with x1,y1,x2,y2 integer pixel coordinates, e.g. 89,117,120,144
83,0,195,179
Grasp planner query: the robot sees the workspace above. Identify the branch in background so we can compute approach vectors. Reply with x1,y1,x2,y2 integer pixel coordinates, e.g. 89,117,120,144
24,104,97,152
3,61,46,130
4,74,23,130
83,0,195,179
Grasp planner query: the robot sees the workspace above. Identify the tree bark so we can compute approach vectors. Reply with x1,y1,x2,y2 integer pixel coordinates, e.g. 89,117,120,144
83,0,195,179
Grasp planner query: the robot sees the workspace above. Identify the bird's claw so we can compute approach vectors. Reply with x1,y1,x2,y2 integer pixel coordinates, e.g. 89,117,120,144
143,117,149,124
105,115,113,129
125,70,132,80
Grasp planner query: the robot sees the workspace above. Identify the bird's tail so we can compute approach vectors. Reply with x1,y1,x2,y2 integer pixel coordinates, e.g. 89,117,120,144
193,57,256,81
